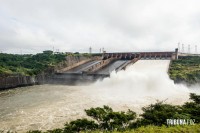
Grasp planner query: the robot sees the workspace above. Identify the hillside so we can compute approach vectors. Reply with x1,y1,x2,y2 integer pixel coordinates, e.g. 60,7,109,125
0,51,66,77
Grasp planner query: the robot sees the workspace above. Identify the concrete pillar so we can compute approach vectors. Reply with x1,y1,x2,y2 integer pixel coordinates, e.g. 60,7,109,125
125,54,127,59
129,54,132,59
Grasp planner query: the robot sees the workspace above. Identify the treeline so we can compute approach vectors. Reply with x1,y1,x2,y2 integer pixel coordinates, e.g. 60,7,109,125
169,56,200,84
0,51,66,77
27,93,200,133
0,51,95,77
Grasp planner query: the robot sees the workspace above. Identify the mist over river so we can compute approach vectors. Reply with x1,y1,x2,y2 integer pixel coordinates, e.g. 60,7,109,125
0,60,199,132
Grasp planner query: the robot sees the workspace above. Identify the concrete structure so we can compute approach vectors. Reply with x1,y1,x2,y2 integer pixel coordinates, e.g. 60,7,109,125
102,51,177,60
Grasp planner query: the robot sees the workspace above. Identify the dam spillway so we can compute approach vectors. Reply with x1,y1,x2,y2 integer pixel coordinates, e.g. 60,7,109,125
96,60,128,74
65,60,101,73
49,50,178,85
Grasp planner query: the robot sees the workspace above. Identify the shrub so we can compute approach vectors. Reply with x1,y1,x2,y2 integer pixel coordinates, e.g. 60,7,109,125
63,118,98,132
85,105,136,131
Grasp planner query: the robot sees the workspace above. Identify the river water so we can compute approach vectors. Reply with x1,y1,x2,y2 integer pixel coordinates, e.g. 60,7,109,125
0,60,198,132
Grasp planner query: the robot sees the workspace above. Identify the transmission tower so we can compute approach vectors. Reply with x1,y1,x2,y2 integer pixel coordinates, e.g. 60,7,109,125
182,44,184,53
188,44,190,54
178,42,180,51
89,47,92,54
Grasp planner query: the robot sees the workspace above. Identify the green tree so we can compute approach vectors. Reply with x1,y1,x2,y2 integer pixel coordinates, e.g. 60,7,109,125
182,93,200,123
85,105,136,131
64,118,98,133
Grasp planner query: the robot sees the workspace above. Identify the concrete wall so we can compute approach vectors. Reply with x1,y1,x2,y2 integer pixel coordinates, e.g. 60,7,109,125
47,73,109,85
0,74,45,90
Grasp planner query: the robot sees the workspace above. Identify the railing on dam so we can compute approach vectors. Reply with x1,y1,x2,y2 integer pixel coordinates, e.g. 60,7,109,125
102,51,177,60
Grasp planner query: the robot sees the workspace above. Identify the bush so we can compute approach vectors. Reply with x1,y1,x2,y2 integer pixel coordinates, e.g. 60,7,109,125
64,119,98,132
85,105,136,131
130,101,186,128
181,93,200,123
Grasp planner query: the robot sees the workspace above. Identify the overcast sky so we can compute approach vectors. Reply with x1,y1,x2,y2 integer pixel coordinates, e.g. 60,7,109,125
0,0,200,54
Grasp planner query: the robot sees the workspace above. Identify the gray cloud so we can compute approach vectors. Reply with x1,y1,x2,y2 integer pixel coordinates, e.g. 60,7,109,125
0,0,200,54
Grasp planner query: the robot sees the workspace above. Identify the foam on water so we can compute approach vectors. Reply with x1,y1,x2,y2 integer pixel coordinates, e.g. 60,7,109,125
0,60,199,132
89,60,190,102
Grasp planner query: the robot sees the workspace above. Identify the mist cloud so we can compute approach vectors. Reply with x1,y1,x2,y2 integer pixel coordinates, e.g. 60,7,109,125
0,0,200,54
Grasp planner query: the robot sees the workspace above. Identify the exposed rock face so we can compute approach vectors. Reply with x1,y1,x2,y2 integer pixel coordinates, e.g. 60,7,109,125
0,75,45,90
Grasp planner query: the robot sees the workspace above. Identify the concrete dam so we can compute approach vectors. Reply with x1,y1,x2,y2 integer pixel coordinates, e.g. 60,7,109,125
48,49,178,84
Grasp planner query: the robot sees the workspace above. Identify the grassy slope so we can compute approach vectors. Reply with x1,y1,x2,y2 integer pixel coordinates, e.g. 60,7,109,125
169,56,200,84
109,124,200,133
89,125,200,133
28,124,200,133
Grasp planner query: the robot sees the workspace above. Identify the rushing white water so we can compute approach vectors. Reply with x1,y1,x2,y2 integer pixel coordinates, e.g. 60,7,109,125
0,60,199,132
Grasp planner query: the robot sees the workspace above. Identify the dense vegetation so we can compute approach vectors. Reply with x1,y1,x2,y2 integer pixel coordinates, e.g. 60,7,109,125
0,51,66,77
27,93,200,133
169,56,200,84
0,51,94,77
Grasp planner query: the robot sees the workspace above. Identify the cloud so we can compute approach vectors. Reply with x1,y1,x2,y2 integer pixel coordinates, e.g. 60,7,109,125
0,0,200,54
